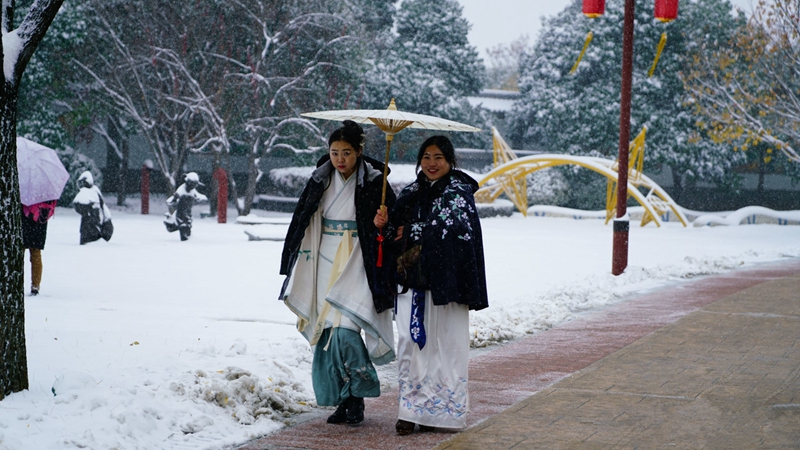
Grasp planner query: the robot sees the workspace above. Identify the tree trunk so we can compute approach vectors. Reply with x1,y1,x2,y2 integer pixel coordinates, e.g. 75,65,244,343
757,148,766,205
98,117,130,206
208,153,220,217
115,136,130,207
241,149,260,217
225,151,242,216
0,0,65,400
670,169,684,203
0,92,29,401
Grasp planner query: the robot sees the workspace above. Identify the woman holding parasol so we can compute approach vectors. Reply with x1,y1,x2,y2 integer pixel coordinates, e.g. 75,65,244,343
279,120,396,425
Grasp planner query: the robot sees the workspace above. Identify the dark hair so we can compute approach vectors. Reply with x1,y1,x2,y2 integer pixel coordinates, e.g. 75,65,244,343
328,120,365,152
416,135,457,171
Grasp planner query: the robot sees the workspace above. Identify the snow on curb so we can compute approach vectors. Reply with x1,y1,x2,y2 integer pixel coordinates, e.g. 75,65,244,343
469,249,800,348
693,206,800,227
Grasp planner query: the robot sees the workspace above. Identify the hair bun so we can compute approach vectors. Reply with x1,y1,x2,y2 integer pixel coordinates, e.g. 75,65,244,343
342,119,360,130
329,120,366,150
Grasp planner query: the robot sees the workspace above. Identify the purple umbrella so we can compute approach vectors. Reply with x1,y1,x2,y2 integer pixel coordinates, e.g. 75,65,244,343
16,137,69,206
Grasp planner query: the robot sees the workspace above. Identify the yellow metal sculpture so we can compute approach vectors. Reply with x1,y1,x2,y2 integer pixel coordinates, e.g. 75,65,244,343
570,31,594,75
475,127,688,227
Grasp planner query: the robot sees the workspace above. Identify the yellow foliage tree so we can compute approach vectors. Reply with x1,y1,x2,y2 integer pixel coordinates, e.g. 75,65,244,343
683,0,800,164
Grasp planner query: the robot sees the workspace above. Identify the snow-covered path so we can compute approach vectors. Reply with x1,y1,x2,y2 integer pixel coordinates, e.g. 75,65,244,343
0,200,798,450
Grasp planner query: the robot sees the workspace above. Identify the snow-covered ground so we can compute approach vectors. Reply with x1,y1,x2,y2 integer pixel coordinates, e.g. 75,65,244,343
1,192,799,450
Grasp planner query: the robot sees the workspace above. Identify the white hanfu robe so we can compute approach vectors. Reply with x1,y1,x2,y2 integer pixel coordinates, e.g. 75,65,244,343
396,289,470,429
283,169,394,365
315,172,362,336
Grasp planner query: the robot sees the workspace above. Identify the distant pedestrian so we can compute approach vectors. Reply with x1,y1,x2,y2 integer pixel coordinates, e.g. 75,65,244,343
72,171,113,245
374,135,489,435
164,172,208,241
21,200,57,296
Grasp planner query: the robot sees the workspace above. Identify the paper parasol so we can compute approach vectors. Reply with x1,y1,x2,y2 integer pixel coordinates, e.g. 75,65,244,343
302,99,481,206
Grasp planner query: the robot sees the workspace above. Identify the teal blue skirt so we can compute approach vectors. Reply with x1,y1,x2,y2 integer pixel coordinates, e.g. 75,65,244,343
312,327,381,406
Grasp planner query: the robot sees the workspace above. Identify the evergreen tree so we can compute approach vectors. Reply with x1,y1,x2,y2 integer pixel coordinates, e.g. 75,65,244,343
510,0,746,202
364,0,490,153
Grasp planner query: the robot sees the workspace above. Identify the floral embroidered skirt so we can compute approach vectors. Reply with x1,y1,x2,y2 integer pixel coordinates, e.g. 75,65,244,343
396,290,470,429
312,327,381,406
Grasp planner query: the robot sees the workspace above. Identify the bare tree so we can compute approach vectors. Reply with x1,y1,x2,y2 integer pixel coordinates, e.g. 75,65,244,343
71,0,380,216
73,1,237,195
225,0,366,215
75,11,192,194
0,0,65,401
90,116,132,206
485,35,530,90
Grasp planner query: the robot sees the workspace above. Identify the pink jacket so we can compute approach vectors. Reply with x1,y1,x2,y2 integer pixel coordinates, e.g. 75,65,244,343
23,200,57,224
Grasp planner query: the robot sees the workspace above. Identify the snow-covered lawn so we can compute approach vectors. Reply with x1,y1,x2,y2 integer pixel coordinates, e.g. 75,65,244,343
1,196,798,450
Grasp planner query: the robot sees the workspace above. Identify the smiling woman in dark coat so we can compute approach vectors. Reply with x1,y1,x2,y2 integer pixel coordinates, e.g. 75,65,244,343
375,135,488,436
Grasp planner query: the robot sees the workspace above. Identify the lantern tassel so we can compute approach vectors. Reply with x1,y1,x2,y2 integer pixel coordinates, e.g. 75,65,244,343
570,31,594,75
648,32,668,78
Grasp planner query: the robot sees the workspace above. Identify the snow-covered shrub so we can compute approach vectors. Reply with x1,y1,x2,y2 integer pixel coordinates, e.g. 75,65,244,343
558,166,608,211
173,365,312,427
526,168,569,206
268,167,315,198
477,202,514,218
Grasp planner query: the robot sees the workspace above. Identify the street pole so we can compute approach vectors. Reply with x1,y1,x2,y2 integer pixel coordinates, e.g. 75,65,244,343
612,0,635,276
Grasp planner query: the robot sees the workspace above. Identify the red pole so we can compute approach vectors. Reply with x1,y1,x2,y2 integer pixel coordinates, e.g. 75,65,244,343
213,167,228,224
140,163,150,215
612,0,635,276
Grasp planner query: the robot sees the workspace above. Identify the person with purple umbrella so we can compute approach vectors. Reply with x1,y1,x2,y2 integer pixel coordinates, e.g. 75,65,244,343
21,200,57,296
16,137,70,295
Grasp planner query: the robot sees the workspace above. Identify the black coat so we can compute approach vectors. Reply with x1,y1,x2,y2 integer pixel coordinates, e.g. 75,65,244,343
166,184,207,228
74,203,103,244
279,154,397,314
390,170,489,311
73,187,113,245
21,213,48,249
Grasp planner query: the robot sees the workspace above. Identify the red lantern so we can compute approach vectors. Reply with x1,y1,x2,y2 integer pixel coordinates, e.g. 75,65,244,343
583,0,605,18
654,0,678,22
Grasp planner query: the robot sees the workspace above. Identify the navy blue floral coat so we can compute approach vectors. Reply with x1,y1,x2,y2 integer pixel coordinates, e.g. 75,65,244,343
389,169,489,311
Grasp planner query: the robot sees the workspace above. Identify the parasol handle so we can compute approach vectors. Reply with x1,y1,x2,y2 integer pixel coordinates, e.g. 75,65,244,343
377,135,394,268
380,135,393,207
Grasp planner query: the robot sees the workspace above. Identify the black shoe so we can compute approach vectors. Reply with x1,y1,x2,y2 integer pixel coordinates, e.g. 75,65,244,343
396,419,415,435
30,286,39,296
345,397,364,424
327,402,348,424
419,424,435,432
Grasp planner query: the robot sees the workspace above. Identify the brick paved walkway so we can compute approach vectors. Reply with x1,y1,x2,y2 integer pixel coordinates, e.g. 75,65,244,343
238,258,800,450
